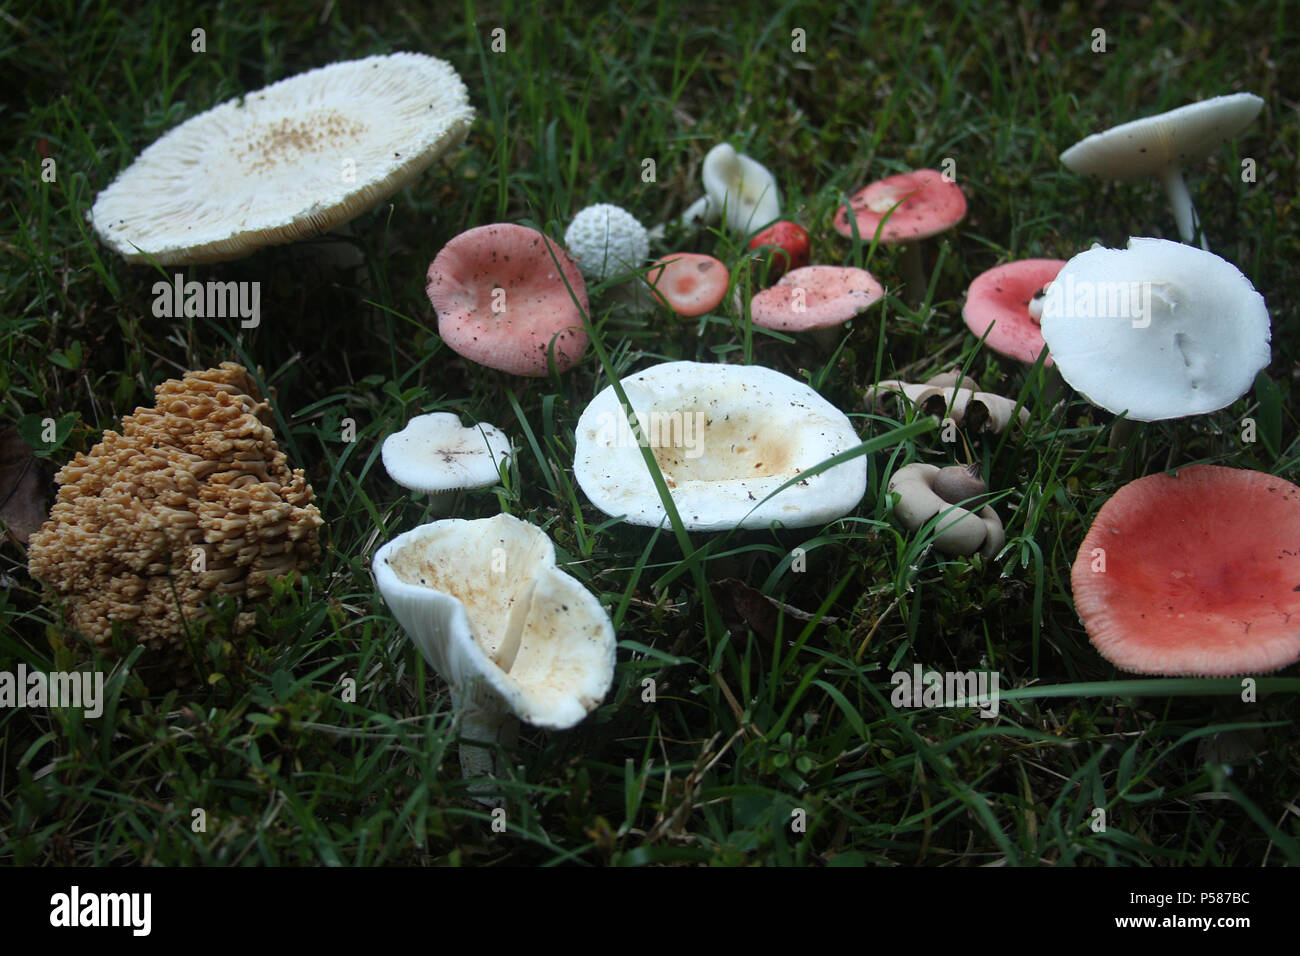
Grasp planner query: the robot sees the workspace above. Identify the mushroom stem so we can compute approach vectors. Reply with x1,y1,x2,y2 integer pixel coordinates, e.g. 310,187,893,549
457,700,518,805
900,243,927,304
1160,165,1208,250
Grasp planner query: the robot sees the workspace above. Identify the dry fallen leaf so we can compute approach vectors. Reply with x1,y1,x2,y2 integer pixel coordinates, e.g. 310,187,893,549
0,427,48,547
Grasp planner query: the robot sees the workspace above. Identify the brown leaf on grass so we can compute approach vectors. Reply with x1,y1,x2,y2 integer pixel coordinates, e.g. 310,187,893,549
711,578,839,641
0,427,48,547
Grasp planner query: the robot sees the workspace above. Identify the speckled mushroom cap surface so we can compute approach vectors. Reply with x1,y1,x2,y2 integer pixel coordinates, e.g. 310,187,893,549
427,223,590,376
1071,465,1300,676
834,169,967,242
573,361,866,531
381,412,512,495
371,514,616,729
90,52,475,265
27,363,323,683
1059,93,1264,180
750,265,885,331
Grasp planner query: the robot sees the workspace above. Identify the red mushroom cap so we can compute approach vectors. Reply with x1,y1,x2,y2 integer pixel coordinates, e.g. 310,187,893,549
747,221,811,282
647,253,729,317
750,265,884,332
1072,465,1300,676
962,259,1066,366
834,169,967,243
426,223,589,376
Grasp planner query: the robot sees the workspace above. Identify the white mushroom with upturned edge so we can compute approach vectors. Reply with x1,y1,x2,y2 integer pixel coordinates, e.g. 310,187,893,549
381,412,512,509
678,143,781,234
372,514,616,801
1059,93,1263,249
888,462,1004,557
573,361,866,532
1039,237,1270,422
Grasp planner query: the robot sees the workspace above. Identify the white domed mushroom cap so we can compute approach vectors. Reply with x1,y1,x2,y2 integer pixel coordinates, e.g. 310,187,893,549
564,204,650,282
91,52,475,264
1060,93,1263,180
381,412,512,495
573,361,866,531
371,514,616,730
1040,238,1270,422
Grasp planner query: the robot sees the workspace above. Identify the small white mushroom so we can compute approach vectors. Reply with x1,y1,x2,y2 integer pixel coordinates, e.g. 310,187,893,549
888,463,1004,557
372,514,617,802
381,412,512,509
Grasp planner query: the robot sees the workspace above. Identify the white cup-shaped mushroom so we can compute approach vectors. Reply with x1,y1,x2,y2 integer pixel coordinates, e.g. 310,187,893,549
888,463,1004,557
372,514,616,799
381,412,513,510
1039,238,1270,422
1060,93,1263,249
573,361,866,531
700,143,781,235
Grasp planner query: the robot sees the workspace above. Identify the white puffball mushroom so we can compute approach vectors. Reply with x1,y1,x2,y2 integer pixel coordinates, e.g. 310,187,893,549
1039,238,1270,422
564,203,650,282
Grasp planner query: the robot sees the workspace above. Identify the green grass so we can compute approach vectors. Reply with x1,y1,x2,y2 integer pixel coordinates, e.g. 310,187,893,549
2,0,1298,866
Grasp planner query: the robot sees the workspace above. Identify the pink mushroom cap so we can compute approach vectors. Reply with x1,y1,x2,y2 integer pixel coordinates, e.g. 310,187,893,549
750,265,885,331
1072,465,1300,676
834,169,967,243
426,223,590,376
647,253,730,317
962,259,1066,366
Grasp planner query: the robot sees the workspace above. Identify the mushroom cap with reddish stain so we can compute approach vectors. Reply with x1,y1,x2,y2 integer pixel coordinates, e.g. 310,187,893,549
834,169,967,243
427,223,590,376
647,253,729,317
1072,465,1300,676
750,265,885,331
963,259,1066,366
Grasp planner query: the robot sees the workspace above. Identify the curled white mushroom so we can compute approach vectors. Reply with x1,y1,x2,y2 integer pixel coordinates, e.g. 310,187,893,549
867,373,1029,435
888,463,1004,557
372,514,616,803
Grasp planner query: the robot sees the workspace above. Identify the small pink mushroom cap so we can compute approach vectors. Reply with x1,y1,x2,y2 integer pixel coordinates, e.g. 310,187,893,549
834,169,967,242
647,253,730,317
426,223,590,376
963,259,1066,366
1072,465,1300,676
750,265,884,331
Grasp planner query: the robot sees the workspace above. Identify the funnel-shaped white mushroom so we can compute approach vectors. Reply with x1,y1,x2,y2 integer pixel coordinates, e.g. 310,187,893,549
573,361,866,531
381,412,512,507
701,144,781,235
372,514,616,794
1040,238,1270,422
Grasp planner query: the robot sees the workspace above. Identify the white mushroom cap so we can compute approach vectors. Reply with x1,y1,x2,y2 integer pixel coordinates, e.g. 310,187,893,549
372,514,616,777
701,144,781,234
573,361,866,531
1059,93,1262,245
564,204,650,282
1060,93,1263,180
381,412,512,499
91,53,475,264
1040,238,1270,422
